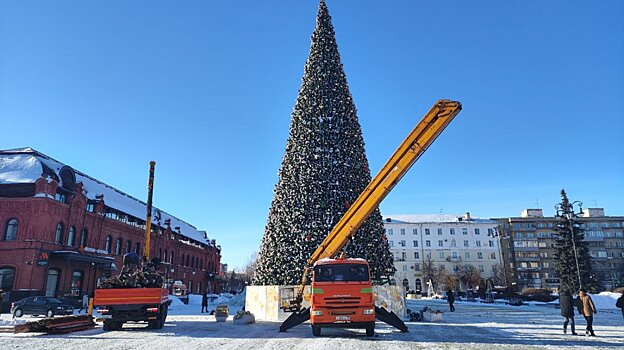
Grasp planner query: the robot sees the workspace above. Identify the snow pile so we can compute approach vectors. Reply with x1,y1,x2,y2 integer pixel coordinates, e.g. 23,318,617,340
227,289,246,307
0,318,26,327
168,295,185,310
590,292,621,310
212,294,233,305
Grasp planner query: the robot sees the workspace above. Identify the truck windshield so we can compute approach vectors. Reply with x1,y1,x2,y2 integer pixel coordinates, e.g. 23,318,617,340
314,264,369,282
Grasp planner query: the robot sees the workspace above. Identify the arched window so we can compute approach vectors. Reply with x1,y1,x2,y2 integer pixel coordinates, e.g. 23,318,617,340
54,223,64,244
159,248,162,260
126,240,132,254
67,226,76,247
186,255,190,267
164,250,168,262
191,256,195,269
200,259,203,270
115,238,122,255
80,228,88,247
4,219,19,241
105,235,112,254
170,251,175,265
135,242,140,254
0,267,16,292
71,271,83,297
180,255,184,266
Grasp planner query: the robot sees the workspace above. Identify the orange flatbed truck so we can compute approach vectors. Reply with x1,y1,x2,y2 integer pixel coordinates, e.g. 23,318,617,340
280,100,462,335
94,288,170,331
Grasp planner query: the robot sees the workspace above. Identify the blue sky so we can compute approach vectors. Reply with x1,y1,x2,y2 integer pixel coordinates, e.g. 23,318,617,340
1,1,623,269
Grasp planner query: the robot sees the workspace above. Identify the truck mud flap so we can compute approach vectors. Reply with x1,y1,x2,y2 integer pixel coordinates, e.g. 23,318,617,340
279,307,310,332
375,306,408,332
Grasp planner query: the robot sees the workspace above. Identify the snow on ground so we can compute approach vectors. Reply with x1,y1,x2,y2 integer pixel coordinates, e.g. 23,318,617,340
0,297,622,349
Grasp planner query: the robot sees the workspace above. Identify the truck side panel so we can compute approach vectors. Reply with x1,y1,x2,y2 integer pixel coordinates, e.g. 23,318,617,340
94,288,168,306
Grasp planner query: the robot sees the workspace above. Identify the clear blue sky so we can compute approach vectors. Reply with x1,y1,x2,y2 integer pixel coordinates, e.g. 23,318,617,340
1,1,623,269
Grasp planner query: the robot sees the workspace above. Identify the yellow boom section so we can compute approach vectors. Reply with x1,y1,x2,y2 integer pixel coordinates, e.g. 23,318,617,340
307,99,462,264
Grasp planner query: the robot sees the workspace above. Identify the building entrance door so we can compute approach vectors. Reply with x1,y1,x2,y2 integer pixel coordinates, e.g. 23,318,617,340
45,269,60,297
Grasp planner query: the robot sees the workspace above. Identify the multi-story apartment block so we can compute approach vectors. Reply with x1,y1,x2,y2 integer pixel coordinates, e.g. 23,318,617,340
384,213,502,293
495,208,624,291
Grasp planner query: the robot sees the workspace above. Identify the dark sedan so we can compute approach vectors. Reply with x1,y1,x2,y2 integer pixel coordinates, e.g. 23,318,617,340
11,296,74,318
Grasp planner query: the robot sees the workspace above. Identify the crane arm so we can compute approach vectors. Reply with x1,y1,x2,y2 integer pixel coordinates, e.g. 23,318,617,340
292,99,461,306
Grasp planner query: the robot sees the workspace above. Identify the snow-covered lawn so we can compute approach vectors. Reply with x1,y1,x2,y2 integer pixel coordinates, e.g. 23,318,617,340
1,297,622,349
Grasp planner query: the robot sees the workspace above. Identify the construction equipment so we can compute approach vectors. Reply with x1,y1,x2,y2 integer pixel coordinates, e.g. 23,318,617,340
279,100,462,335
94,161,171,331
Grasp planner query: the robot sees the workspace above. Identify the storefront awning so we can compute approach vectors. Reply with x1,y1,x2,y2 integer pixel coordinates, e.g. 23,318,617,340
50,251,116,270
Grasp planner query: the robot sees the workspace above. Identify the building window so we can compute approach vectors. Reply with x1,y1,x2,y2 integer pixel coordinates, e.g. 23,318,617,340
476,241,482,247
191,256,195,268
135,242,141,255
413,240,418,247
479,265,484,272
412,229,418,235
200,259,203,270
54,223,64,245
171,251,175,264
437,228,443,235
464,252,470,259
45,268,60,297
55,191,66,203
115,238,122,255
490,252,496,259
425,229,430,235
475,228,480,235
163,249,168,262
86,202,95,213
400,240,406,247
463,240,469,247
462,228,468,235
425,240,431,247
80,228,88,248
414,252,419,259
450,239,456,247
400,229,405,235
488,228,494,235
439,251,445,259
477,252,483,259
0,267,16,293
126,240,132,254
389,241,394,248
450,228,455,235
489,240,494,247
387,229,393,235
71,271,83,297
401,252,407,260
186,255,190,267
105,235,112,254
67,226,76,247
438,240,443,247
452,252,458,259
4,219,19,241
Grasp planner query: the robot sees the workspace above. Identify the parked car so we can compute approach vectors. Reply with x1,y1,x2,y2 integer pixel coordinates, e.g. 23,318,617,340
11,296,74,318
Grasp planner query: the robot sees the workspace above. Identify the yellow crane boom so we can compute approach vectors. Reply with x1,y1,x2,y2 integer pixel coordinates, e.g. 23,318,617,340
292,99,462,308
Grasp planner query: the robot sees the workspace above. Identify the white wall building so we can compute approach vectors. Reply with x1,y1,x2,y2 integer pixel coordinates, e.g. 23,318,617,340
383,213,502,293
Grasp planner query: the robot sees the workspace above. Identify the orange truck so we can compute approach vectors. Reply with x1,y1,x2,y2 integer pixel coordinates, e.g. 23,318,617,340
94,287,170,331
280,100,462,335
310,258,376,336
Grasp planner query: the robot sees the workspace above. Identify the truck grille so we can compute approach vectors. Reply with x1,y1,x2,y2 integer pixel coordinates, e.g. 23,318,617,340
324,297,361,305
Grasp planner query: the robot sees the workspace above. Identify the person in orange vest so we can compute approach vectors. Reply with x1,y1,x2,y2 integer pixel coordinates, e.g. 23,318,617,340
575,289,597,336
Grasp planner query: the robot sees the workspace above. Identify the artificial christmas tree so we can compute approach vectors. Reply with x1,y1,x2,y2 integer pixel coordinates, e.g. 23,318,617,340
554,189,601,293
253,0,395,285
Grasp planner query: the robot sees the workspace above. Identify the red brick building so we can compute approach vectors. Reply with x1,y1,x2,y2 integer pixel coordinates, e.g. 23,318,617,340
0,148,222,309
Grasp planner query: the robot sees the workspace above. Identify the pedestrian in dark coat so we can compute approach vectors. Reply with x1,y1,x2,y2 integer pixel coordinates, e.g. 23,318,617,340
201,292,208,313
576,289,597,336
616,293,624,321
559,291,577,335
446,289,455,312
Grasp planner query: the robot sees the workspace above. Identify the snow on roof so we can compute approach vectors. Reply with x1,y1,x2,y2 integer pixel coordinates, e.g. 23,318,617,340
0,147,208,245
384,214,494,224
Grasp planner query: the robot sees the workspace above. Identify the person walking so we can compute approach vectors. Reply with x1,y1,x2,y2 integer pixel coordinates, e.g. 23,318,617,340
201,292,208,313
559,291,577,335
616,293,624,321
80,292,89,313
576,289,597,336
446,289,455,312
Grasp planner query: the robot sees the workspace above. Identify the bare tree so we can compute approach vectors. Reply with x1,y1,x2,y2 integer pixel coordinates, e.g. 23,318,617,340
456,264,482,290
491,264,506,287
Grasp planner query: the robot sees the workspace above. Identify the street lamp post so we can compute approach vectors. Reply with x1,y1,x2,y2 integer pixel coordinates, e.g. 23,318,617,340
555,193,583,291
488,225,509,288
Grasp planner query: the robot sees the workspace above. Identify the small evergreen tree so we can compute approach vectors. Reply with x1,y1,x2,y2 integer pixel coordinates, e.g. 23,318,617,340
554,189,601,293
252,0,394,285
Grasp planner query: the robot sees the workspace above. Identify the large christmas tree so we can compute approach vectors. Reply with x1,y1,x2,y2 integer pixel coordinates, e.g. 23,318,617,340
253,0,395,285
554,189,601,293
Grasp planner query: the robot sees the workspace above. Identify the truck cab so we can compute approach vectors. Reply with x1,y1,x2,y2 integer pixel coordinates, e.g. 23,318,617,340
310,258,375,336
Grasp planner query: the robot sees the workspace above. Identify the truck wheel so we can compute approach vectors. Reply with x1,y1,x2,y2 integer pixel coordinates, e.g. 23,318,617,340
46,309,55,318
312,325,321,336
365,324,375,337
103,321,113,331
